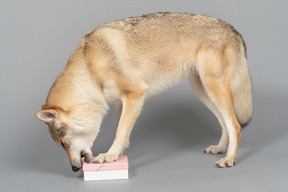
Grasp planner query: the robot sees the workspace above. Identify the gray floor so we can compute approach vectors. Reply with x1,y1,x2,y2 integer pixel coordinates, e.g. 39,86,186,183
1,0,288,192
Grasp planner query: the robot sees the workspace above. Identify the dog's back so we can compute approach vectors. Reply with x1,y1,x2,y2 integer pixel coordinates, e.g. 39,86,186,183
83,13,247,96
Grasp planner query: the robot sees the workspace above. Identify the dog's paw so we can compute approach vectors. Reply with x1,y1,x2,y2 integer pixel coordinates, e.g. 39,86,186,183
204,145,226,154
93,153,119,164
216,157,236,168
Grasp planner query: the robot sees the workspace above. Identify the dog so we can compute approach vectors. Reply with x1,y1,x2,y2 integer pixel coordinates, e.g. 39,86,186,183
35,12,253,172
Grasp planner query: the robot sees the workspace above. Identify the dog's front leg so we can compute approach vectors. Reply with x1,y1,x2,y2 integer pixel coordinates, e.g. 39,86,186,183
94,90,147,163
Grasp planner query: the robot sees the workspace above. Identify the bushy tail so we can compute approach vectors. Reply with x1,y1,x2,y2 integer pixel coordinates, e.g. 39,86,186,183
232,56,253,128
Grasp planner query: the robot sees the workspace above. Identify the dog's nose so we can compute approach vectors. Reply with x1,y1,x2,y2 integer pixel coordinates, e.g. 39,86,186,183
72,166,81,172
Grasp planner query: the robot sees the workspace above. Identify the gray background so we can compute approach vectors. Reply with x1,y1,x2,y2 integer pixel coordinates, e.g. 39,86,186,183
1,0,288,191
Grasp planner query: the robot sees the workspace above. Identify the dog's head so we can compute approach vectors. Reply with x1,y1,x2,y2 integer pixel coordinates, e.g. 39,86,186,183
35,106,102,172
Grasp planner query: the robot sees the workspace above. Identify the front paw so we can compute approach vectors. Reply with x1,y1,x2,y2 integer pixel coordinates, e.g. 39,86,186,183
93,153,119,164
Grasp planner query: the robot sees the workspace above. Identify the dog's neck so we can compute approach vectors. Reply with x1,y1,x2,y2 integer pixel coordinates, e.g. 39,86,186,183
46,71,109,116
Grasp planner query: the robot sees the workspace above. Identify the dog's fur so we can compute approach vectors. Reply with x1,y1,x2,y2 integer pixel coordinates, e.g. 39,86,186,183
35,12,253,172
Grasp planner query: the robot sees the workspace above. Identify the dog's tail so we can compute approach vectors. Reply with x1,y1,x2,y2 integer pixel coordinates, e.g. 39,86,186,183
232,45,253,128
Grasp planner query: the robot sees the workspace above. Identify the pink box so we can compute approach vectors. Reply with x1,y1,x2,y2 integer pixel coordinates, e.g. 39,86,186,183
83,156,129,171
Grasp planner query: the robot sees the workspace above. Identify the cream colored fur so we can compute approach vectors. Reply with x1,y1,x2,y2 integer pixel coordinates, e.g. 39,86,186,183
35,12,253,171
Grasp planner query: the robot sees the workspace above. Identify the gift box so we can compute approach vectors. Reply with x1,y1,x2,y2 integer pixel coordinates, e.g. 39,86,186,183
83,155,129,181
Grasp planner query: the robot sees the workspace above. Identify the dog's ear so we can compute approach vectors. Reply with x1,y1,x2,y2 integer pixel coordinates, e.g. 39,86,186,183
35,109,60,124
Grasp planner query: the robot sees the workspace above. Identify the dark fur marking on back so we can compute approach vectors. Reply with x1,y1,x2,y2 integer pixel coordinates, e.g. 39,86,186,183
85,30,95,39
228,24,247,58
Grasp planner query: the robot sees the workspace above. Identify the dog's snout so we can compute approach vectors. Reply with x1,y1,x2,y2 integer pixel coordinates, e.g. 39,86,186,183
72,166,81,172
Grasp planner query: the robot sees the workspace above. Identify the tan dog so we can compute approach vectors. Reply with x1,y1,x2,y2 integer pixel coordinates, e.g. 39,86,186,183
35,12,253,172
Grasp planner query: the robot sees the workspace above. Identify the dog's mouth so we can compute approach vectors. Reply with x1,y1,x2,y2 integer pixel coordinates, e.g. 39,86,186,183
81,151,92,163
71,151,92,172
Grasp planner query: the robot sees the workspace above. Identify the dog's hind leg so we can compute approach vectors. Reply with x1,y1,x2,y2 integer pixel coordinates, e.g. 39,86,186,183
196,49,242,167
189,73,228,154
95,81,148,163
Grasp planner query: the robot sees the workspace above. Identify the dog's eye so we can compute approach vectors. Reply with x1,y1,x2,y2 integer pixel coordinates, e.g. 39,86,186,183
60,141,65,148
